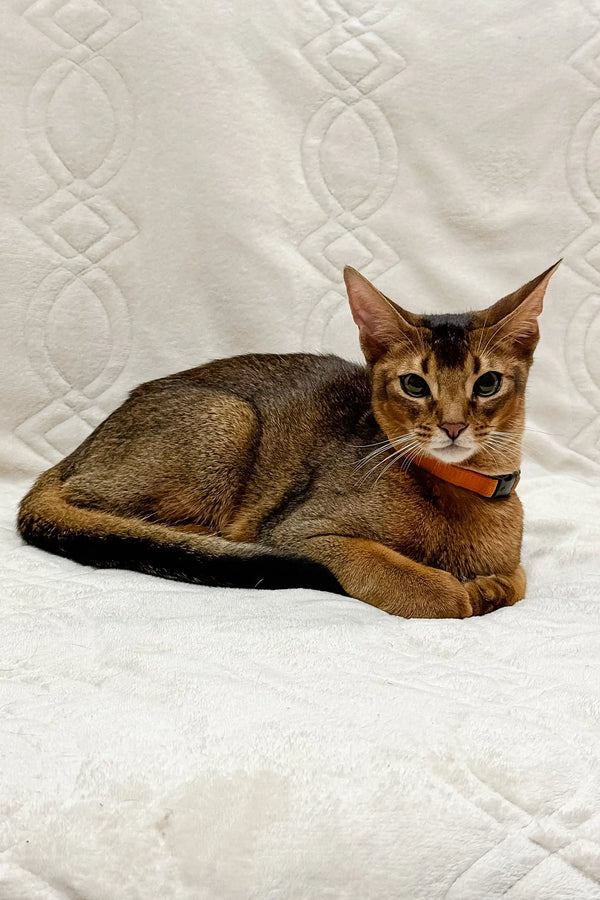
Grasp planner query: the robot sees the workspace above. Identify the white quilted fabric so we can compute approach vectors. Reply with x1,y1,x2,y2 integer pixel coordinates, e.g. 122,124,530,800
1,0,600,897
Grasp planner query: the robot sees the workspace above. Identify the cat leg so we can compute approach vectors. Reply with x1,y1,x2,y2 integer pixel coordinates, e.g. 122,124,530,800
463,565,526,615
287,535,480,618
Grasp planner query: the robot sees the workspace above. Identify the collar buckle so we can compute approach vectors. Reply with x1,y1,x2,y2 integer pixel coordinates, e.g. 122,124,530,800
491,471,521,499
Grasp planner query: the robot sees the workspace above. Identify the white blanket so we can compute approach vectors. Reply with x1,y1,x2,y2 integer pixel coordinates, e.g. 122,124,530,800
2,475,600,899
1,0,600,896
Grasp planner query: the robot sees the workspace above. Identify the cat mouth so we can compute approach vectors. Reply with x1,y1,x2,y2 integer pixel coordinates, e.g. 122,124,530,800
428,442,476,464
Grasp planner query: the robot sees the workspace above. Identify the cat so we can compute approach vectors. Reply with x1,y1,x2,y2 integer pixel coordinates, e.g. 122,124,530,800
18,261,560,618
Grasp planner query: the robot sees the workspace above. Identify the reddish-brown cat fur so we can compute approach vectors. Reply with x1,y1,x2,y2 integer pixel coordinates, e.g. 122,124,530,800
18,262,560,618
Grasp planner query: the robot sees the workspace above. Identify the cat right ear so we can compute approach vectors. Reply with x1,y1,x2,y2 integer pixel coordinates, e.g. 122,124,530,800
473,260,562,357
344,267,416,364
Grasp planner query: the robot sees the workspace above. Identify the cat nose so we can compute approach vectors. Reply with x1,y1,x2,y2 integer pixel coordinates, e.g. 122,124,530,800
439,422,467,440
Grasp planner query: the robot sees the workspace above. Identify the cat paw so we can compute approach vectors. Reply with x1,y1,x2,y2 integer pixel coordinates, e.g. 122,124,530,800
464,567,526,616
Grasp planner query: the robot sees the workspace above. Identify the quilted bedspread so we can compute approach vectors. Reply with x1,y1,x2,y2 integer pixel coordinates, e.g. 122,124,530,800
2,0,600,897
0,473,599,899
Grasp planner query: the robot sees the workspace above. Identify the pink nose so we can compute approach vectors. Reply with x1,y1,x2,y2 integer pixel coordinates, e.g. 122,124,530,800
439,422,467,440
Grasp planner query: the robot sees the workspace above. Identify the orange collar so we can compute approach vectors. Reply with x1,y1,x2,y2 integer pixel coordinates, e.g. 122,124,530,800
408,453,520,499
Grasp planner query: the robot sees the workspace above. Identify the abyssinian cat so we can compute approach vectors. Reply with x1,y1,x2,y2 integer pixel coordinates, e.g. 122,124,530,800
18,262,560,618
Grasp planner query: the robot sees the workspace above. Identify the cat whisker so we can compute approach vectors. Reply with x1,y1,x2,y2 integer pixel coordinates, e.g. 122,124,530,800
372,449,410,485
480,436,523,468
350,436,400,448
486,434,522,448
477,443,505,467
477,326,505,361
486,443,521,453
374,443,423,484
473,312,493,358
400,333,423,360
354,443,394,470
484,439,522,460
413,327,427,361
397,444,425,475
353,434,415,471
356,439,421,485
522,426,565,436
355,450,399,484
486,430,522,443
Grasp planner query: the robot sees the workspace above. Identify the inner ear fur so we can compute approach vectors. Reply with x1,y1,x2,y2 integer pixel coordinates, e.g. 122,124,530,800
471,260,562,352
344,266,422,364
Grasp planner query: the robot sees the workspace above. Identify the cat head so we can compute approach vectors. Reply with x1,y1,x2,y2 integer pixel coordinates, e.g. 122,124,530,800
344,262,561,471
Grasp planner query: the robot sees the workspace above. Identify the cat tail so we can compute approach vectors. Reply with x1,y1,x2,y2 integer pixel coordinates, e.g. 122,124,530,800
17,469,346,594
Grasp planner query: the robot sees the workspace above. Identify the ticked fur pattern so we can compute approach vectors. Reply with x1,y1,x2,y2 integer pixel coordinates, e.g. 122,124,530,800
18,263,560,618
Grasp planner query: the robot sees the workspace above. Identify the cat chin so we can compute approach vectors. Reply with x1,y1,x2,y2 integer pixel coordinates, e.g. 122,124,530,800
428,445,476,465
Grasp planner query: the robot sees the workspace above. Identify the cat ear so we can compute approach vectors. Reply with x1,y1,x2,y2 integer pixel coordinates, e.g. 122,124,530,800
344,267,419,364
474,260,562,353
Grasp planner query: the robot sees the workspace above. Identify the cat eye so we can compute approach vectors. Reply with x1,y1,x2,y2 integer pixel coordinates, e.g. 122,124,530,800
473,371,502,397
399,374,431,398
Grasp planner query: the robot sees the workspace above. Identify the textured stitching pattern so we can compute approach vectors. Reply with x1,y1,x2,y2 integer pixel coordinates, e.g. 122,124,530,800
300,0,403,351
15,0,140,463
567,6,600,463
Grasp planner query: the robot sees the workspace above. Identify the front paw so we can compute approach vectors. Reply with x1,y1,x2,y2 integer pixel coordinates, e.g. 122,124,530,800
464,566,526,616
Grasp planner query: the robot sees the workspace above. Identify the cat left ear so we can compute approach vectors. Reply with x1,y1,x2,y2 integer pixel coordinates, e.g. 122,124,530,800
344,266,419,364
475,260,562,353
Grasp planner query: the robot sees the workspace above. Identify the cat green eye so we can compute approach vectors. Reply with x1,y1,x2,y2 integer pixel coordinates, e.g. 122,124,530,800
473,371,502,397
400,373,431,398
